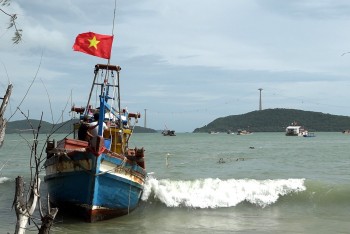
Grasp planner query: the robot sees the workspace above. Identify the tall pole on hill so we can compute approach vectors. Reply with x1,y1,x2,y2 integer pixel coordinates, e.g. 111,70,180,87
258,88,263,111
144,109,147,128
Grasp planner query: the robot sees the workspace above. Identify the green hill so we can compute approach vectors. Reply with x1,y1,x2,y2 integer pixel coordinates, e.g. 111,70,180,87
193,108,350,133
133,126,157,133
7,109,350,134
5,119,77,134
5,119,157,134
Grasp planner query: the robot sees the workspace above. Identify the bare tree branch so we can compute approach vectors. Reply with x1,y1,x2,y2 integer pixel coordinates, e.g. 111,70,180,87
8,51,44,122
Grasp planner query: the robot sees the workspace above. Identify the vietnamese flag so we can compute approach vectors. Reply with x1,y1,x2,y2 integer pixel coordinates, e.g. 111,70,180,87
73,32,114,59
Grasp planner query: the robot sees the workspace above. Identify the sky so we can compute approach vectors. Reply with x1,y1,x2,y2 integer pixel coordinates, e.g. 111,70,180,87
1,0,350,132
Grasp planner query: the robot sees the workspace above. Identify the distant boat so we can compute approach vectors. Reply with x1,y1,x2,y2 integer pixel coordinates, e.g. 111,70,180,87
44,64,146,222
237,129,252,135
285,122,312,136
0,84,13,147
208,131,219,134
342,130,350,134
162,129,176,136
227,130,234,134
285,125,304,136
162,124,176,136
302,131,316,137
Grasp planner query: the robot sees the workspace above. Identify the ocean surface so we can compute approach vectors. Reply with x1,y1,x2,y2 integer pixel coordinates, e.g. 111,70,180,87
0,132,349,233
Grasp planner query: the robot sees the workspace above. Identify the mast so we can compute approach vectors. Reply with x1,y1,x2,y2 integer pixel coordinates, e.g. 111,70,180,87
90,64,121,136
117,68,121,130
85,68,100,116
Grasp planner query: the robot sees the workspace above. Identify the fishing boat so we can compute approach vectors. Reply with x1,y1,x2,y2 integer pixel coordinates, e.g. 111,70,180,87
237,129,252,135
162,129,176,136
162,124,176,136
0,84,13,147
44,64,146,222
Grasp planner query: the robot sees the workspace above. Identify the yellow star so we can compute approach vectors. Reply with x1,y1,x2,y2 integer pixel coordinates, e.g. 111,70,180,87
88,36,100,49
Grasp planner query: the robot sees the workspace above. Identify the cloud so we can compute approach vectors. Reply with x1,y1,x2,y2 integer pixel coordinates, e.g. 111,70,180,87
1,0,350,132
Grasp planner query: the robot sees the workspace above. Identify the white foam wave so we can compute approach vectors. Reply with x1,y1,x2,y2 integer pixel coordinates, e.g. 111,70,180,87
141,177,306,208
0,177,10,184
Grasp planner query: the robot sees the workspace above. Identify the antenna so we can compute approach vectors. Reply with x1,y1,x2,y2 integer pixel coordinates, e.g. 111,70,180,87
144,109,147,128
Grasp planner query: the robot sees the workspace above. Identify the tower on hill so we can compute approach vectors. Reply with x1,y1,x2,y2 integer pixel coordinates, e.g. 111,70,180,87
258,88,263,111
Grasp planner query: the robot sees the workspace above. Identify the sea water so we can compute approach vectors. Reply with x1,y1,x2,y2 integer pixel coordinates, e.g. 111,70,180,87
0,132,349,233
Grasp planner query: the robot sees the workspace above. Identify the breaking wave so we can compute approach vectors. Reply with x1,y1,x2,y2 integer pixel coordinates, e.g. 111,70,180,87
0,177,10,184
141,176,306,208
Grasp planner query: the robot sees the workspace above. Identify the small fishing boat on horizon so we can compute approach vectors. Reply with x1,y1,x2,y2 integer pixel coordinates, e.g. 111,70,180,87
237,129,252,135
44,64,146,222
162,129,176,136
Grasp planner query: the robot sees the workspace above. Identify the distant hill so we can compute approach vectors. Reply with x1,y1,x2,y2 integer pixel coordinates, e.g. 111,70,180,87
133,126,157,133
5,119,157,134
5,119,79,134
193,108,350,133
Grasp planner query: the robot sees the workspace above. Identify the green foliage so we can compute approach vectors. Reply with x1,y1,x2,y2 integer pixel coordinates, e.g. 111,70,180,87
1,0,11,7
193,108,350,133
0,0,23,44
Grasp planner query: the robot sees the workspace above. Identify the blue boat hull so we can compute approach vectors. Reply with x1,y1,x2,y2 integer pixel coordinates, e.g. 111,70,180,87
44,139,146,222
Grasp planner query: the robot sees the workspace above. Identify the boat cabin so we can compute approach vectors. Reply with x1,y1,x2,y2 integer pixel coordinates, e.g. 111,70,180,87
285,126,304,136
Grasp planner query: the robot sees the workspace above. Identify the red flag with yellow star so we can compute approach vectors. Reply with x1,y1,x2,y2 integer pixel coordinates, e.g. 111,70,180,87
73,32,114,59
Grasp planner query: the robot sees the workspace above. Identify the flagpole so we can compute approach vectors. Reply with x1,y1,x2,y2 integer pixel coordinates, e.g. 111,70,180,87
108,0,117,66
109,0,120,125
112,0,117,37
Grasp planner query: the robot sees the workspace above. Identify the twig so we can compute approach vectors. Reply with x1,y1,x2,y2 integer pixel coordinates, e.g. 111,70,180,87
8,51,44,122
0,2,23,44
39,78,54,126
0,159,9,177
